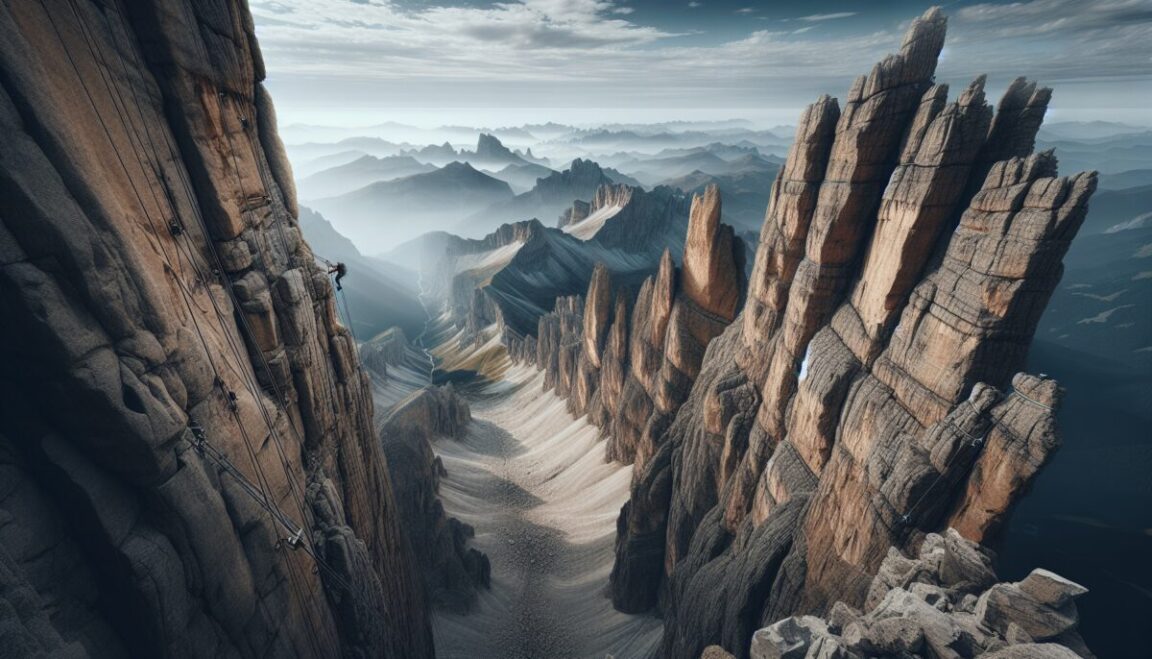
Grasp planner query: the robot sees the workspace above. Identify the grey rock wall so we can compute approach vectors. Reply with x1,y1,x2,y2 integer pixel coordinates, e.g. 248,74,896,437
0,1,433,656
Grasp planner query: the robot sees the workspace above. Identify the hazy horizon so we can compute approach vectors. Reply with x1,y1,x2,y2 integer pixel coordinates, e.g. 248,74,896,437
253,0,1152,131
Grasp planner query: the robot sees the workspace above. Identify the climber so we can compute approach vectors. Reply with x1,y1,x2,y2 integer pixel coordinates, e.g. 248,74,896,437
328,261,347,291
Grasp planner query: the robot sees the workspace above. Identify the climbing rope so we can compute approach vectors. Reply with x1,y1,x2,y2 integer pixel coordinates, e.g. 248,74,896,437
56,8,333,653
188,423,354,592
48,3,342,651
115,6,339,650
338,286,359,344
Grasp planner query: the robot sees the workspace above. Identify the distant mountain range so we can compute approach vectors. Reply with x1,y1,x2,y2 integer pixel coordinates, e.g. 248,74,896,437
398,182,692,337
1037,131,1152,174
398,133,550,169
298,206,425,339
465,158,626,231
484,162,556,194
298,154,436,199
309,161,514,248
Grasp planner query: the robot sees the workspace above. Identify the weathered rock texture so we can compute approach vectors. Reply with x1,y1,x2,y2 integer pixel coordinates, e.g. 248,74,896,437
464,7,1099,658
604,9,1096,658
0,1,432,657
379,386,491,614
738,529,1091,659
505,183,747,521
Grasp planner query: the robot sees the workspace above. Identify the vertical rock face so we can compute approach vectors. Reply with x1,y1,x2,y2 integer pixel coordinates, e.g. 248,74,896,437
682,185,742,322
506,185,746,467
597,9,1096,659
0,1,432,657
379,386,491,614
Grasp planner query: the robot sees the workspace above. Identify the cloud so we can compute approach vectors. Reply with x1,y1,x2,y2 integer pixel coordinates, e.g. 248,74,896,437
250,0,1151,121
945,0,1152,81
735,7,755,14
798,12,857,22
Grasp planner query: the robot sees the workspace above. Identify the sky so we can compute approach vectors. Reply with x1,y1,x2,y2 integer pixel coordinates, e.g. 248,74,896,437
251,0,1152,128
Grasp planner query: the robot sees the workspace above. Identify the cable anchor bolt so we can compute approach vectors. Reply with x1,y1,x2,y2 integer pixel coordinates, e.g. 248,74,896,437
285,528,304,550
188,422,207,452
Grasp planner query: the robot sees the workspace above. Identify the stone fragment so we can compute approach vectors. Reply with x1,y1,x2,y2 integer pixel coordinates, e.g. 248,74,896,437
1018,569,1089,609
750,616,829,659
976,583,1080,641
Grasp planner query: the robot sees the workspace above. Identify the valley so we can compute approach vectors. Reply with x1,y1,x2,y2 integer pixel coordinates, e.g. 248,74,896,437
429,365,663,659
1,1,1148,658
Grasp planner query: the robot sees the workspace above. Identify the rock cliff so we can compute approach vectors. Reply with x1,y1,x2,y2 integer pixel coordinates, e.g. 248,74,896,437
506,183,746,478
0,1,432,656
497,8,1096,658
619,9,1096,658
379,386,492,614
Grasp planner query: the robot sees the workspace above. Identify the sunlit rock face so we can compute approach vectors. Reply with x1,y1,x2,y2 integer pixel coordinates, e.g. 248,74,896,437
0,1,433,656
493,7,1095,658
603,8,1096,658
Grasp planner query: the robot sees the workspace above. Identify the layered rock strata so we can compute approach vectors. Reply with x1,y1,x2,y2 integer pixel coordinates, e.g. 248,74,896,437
507,184,746,474
489,7,1095,658
379,386,492,613
0,1,432,656
607,9,1096,658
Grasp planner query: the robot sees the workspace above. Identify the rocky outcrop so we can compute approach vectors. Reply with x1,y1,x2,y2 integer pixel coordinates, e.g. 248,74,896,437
558,199,591,227
379,386,491,613
682,185,742,321
361,327,410,375
569,183,692,254
473,133,521,166
505,185,746,479
604,8,1096,658
737,529,1091,659
0,1,432,657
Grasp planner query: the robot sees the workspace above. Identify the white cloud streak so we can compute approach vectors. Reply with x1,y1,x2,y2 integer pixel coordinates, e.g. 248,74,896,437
798,12,857,22
250,0,1152,120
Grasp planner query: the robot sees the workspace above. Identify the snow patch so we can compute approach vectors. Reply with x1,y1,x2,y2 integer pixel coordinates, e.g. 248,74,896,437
562,204,623,240
454,240,525,277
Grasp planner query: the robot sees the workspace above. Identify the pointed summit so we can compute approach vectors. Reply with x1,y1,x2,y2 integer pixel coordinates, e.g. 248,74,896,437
682,185,742,321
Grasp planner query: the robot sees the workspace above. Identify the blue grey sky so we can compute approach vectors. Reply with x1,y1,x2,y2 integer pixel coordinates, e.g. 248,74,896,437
251,0,1152,127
